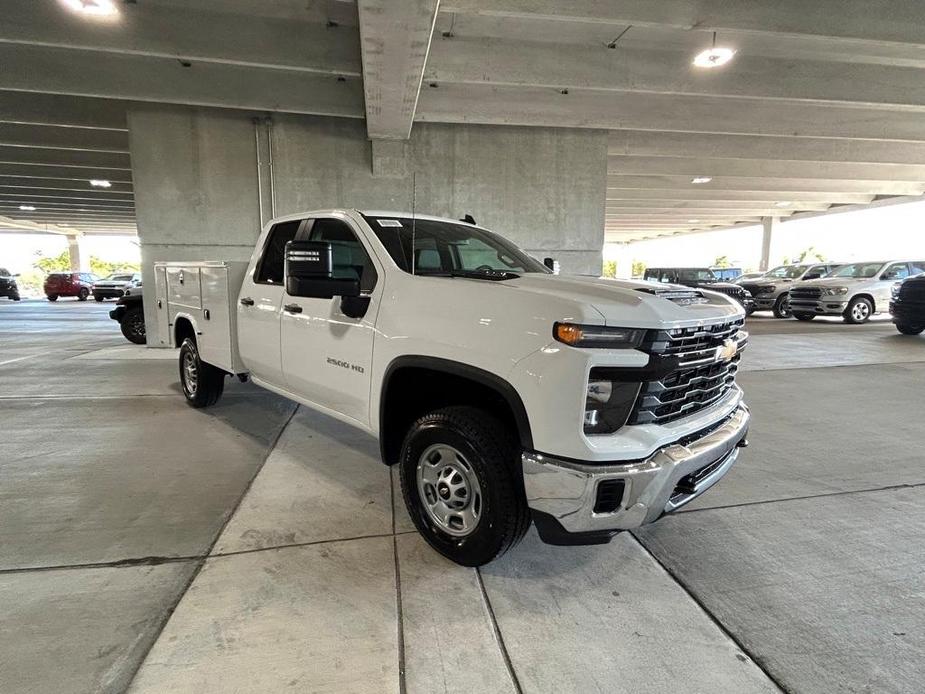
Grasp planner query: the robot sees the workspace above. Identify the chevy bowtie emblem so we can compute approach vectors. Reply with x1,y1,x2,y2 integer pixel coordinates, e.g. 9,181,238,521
716,338,738,363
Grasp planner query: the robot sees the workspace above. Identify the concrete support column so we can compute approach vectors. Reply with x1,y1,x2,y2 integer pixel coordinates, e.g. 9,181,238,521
67,235,86,272
760,216,777,271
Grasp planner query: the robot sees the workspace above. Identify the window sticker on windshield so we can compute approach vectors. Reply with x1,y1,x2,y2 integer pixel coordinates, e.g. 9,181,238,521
377,219,403,227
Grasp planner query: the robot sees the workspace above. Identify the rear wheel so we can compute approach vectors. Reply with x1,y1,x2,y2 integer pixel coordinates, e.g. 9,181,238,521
772,294,793,319
793,312,815,321
179,338,225,407
399,406,530,567
94,295,104,302
77,287,89,301
896,323,924,336
47,294,58,302
120,306,147,344
844,297,873,324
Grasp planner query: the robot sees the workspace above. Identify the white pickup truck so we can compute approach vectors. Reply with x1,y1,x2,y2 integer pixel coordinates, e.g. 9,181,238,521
155,209,750,566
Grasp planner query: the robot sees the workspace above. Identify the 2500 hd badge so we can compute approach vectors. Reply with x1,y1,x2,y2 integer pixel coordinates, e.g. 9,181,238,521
327,357,365,374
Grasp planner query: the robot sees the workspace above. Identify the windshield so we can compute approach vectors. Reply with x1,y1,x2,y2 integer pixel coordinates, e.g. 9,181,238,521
677,269,717,282
0,268,10,276
106,274,135,282
832,262,884,279
766,265,805,279
362,216,549,276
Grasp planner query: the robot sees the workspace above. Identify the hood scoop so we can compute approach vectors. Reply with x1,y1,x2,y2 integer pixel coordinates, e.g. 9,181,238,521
635,286,710,306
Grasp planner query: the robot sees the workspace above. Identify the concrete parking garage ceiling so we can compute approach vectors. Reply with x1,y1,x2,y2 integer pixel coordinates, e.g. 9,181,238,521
2,0,925,240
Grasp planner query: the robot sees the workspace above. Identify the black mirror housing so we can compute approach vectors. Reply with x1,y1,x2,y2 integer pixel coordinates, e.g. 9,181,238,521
285,240,361,299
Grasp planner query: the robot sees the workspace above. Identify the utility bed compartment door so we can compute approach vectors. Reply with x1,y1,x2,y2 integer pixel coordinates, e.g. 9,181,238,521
166,267,202,310
198,265,234,370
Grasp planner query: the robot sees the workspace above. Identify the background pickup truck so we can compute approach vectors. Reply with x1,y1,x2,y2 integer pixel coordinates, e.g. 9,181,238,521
155,209,751,566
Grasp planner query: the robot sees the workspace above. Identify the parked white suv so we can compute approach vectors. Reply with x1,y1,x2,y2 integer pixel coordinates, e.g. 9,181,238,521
155,210,750,565
790,260,925,323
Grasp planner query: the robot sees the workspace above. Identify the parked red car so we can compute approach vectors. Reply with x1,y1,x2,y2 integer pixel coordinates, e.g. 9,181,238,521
44,272,98,301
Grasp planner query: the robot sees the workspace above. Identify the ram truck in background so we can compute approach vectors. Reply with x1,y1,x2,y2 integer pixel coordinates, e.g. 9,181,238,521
157,210,750,566
739,263,840,319
790,260,925,323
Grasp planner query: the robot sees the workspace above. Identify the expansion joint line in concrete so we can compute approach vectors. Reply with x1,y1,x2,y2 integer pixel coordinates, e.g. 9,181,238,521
476,568,524,694
389,467,407,694
629,534,790,694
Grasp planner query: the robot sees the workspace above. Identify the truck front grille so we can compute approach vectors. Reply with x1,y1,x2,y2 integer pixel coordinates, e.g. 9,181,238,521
628,319,746,426
790,287,822,301
899,280,925,302
707,285,747,304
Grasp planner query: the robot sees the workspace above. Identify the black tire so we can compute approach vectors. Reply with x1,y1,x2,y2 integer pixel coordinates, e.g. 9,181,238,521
896,323,924,336
94,295,104,302
47,294,58,302
772,293,793,319
793,312,815,321
78,287,89,301
178,337,224,408
844,296,873,324
10,292,20,301
120,306,147,344
399,406,530,567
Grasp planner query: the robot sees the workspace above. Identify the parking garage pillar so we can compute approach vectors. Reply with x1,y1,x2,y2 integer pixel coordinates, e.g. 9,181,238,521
760,217,777,272
67,234,87,272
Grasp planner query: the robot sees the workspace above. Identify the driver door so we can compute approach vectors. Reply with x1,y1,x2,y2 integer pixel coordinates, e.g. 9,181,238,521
280,216,382,425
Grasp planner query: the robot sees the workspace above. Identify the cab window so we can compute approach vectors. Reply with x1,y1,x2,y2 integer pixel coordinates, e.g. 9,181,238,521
307,218,378,292
882,263,910,281
256,220,302,284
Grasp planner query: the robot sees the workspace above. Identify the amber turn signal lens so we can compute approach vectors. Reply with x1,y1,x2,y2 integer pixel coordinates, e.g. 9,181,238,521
555,323,583,345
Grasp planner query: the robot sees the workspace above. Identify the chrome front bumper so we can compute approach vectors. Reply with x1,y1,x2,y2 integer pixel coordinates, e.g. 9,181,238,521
522,405,749,538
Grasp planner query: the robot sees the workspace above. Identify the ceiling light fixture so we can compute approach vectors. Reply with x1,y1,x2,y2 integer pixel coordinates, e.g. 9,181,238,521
691,176,712,184
89,179,112,188
775,201,793,207
688,219,700,224
19,205,37,211
693,32,736,68
60,0,118,18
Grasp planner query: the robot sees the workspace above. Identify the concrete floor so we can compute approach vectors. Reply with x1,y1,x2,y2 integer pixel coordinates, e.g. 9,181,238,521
1,299,923,693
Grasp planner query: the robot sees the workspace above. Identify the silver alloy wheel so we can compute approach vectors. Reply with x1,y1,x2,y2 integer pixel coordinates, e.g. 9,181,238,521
183,350,198,395
852,301,871,322
416,443,482,537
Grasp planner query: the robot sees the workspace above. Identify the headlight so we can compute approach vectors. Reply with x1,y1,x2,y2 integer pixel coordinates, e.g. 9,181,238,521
892,283,902,299
822,287,849,296
584,371,641,434
554,322,645,349
757,284,776,294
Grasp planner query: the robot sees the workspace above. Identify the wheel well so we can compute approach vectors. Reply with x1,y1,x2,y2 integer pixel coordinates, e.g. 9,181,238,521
851,293,876,312
174,317,196,347
379,361,532,466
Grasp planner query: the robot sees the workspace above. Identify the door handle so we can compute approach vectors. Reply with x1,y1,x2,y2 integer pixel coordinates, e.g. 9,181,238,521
240,297,255,306
284,303,303,314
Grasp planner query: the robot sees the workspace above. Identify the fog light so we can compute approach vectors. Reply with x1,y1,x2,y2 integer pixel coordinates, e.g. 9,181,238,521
584,372,640,435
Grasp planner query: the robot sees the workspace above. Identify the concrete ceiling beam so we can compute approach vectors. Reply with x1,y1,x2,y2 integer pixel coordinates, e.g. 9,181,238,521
0,123,130,153
607,155,925,182
0,181,133,195
358,0,441,139
0,146,130,170
417,84,925,141
605,189,873,204
427,38,925,109
441,0,925,48
0,164,133,183
0,91,128,130
0,0,361,76
0,45,365,119
607,130,925,166
605,175,925,196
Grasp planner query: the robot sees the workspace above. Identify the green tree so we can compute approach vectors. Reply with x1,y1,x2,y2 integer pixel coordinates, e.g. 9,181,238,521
713,255,731,268
796,246,826,263
632,260,646,278
33,250,71,274
602,260,617,278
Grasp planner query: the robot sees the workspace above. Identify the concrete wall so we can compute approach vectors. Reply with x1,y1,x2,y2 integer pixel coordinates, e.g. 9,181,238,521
128,106,608,344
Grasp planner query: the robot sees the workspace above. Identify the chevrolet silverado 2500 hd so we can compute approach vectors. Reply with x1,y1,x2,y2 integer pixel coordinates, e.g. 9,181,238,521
156,210,750,566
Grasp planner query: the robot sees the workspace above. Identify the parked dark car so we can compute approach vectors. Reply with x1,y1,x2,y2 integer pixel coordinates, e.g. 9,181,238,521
109,291,146,344
644,267,756,313
890,274,925,335
0,267,20,301
44,272,98,301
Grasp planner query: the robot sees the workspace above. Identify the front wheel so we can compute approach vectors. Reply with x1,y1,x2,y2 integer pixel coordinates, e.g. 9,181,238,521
179,338,225,407
94,295,104,302
772,294,792,319
77,287,89,301
844,297,873,324
10,292,20,301
120,306,147,344
47,294,58,302
896,323,924,336
399,406,530,567
793,312,815,321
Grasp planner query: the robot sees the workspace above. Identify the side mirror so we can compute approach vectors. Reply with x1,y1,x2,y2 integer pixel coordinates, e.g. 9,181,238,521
285,240,360,299
543,257,560,274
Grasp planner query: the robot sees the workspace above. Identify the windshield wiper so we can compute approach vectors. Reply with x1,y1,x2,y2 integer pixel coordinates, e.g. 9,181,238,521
417,269,520,281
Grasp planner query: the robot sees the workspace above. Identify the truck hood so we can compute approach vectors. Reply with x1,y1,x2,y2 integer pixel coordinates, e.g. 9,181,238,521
795,277,875,288
502,274,743,328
